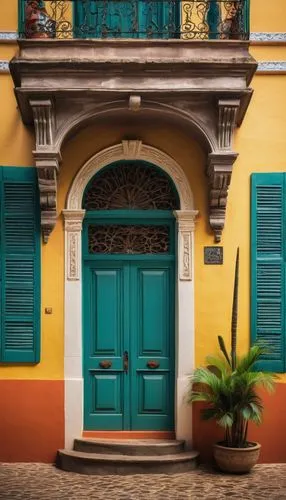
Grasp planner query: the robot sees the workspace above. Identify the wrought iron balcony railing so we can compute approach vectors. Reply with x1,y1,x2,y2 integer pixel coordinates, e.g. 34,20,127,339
19,1,249,41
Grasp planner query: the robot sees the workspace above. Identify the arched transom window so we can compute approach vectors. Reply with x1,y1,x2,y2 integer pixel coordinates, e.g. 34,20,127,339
83,160,179,211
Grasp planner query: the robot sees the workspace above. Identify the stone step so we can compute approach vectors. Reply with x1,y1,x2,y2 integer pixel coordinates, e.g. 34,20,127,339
74,438,185,456
57,449,199,475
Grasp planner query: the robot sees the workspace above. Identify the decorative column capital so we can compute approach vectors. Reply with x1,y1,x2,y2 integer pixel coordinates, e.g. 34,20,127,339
62,210,86,231
30,99,55,149
62,210,86,281
174,210,199,230
218,99,240,150
174,210,199,281
207,152,238,243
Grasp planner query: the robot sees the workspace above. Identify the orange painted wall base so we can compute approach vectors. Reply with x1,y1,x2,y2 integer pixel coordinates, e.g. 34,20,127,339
1,380,285,462
82,431,175,440
0,380,64,462
193,384,286,463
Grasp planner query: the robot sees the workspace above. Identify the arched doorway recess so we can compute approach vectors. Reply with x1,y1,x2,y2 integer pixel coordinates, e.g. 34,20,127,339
63,141,198,447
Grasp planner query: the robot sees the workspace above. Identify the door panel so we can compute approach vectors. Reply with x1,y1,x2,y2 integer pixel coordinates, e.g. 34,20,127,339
92,373,123,412
93,269,121,356
138,373,169,413
139,269,169,355
84,263,127,430
130,263,174,430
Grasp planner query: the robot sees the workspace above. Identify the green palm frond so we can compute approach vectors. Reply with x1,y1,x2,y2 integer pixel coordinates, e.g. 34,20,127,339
190,367,222,390
238,371,277,392
242,405,262,425
236,345,269,374
189,391,218,404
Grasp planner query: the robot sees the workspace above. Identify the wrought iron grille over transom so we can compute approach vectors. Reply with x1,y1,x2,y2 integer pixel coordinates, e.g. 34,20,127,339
83,162,179,210
20,0,249,40
88,224,170,254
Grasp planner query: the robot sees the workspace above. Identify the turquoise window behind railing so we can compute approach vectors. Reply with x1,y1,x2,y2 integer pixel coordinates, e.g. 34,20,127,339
19,1,250,40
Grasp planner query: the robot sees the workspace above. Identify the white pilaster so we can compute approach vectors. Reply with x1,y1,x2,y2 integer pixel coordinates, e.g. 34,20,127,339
63,209,85,448
174,210,198,447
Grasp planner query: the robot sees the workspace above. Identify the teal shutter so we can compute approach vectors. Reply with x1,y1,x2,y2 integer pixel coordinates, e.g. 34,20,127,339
251,173,285,372
0,167,41,363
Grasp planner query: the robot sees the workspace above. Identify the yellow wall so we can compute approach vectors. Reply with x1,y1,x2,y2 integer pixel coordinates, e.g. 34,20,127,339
250,0,286,33
196,75,286,368
0,0,285,380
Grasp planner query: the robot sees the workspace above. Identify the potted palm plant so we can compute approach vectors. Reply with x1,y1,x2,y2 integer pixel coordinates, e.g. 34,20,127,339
188,249,276,473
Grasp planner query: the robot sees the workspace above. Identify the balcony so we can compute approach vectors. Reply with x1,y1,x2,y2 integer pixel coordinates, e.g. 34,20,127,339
18,0,249,41
10,1,256,243
13,0,254,124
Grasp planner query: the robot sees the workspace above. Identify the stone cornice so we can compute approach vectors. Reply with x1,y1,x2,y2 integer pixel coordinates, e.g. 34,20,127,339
6,58,286,76
10,39,257,90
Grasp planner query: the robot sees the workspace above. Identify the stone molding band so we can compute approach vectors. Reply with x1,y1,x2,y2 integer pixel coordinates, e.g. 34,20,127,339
0,32,17,42
250,32,286,43
0,61,9,73
1,31,286,43
257,62,286,73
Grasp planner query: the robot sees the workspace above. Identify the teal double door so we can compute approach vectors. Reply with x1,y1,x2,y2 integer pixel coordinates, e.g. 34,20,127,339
83,257,175,431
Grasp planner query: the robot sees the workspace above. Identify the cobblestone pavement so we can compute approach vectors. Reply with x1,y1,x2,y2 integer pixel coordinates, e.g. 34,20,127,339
0,464,286,500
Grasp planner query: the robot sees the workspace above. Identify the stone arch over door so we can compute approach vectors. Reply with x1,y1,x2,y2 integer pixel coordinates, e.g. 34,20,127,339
63,141,198,448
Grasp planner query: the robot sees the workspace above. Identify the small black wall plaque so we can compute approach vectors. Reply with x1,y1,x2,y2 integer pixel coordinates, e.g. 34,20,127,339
204,246,223,265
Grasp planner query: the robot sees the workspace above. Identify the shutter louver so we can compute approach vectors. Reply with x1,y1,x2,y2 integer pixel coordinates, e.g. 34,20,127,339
251,173,285,372
1,168,40,363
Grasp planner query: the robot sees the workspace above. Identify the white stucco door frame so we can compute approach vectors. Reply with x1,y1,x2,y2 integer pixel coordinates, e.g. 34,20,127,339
62,140,198,448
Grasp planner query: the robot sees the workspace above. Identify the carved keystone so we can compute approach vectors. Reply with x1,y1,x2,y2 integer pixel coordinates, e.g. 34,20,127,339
207,152,238,243
129,95,141,112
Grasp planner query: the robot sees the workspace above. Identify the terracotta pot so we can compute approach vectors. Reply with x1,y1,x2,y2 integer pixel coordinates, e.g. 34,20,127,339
213,442,261,473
